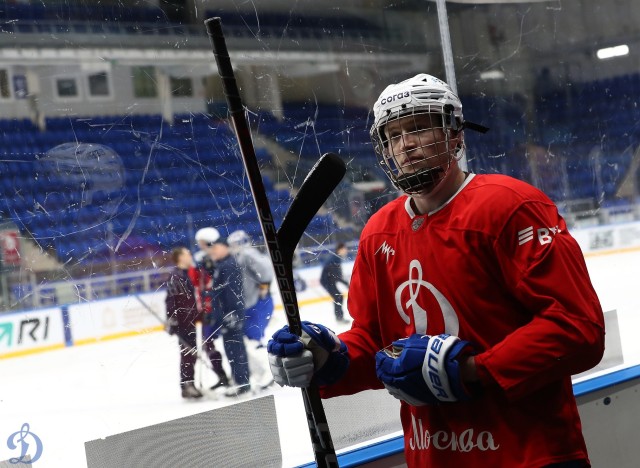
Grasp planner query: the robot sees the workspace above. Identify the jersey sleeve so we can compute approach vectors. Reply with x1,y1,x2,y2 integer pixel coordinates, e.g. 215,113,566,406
215,260,244,315
248,249,274,284
165,273,177,317
474,200,605,401
320,247,385,398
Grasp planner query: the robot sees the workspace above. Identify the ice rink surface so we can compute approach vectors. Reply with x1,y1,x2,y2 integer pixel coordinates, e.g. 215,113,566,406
1,249,639,468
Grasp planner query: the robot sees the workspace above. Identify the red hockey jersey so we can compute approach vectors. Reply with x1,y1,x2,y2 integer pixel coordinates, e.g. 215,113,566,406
320,174,605,467
187,263,212,315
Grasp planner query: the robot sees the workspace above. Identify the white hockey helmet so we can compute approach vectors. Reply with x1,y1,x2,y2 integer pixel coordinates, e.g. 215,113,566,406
228,230,250,248
370,73,465,195
195,227,220,246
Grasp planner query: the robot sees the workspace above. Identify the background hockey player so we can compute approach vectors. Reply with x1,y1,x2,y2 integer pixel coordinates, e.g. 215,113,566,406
228,230,275,387
267,74,605,467
164,246,203,399
227,230,274,345
319,242,350,323
192,227,231,390
205,232,251,396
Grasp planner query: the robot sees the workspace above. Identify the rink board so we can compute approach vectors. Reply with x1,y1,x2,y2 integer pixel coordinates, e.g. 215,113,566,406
0,306,65,358
67,293,165,344
0,263,344,355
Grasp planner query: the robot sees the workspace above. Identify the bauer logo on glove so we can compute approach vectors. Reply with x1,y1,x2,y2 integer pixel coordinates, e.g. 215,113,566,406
375,333,477,406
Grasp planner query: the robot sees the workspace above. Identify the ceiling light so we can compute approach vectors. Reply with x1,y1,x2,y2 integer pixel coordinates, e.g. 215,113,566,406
597,45,629,60
480,70,504,80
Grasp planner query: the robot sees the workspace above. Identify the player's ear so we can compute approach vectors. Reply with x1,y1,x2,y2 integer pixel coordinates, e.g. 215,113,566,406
450,129,463,148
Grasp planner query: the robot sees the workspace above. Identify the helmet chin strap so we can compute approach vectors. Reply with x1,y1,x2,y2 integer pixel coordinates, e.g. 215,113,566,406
395,139,461,194
396,166,446,193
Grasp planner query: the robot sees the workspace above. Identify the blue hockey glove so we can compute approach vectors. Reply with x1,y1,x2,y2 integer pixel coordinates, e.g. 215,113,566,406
375,334,476,406
267,321,349,388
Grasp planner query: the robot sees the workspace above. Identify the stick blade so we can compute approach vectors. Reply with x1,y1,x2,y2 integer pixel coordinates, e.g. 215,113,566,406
277,153,346,254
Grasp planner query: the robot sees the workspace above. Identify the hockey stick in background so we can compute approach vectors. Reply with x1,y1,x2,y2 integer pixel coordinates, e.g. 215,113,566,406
134,294,213,374
205,17,344,468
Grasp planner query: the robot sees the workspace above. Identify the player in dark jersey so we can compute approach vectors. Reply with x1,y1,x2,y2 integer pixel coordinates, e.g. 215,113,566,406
319,242,350,323
192,228,231,390
165,247,203,399
267,74,605,467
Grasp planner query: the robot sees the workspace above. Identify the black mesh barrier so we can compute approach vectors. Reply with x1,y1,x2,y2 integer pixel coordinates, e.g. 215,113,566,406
323,389,402,451
85,395,281,468
0,455,31,467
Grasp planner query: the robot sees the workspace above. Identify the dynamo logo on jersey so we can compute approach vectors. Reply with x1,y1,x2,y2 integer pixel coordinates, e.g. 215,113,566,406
394,260,459,336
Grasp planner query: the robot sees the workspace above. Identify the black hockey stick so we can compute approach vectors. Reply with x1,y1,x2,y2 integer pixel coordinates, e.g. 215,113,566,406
277,153,345,269
205,17,343,468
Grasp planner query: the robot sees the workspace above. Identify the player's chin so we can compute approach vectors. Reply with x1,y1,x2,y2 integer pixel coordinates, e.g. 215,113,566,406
412,182,438,196
399,164,437,176
399,162,430,173
396,171,443,195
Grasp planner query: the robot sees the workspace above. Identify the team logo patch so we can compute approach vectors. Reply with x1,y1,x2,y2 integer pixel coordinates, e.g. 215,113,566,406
375,241,396,264
412,218,425,231
518,225,561,246
518,226,534,245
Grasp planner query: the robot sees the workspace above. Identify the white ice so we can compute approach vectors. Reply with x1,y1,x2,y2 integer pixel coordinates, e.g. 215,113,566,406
0,250,639,468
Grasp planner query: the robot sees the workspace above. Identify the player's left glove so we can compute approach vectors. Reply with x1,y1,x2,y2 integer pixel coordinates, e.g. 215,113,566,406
375,334,477,406
165,315,179,336
268,321,349,388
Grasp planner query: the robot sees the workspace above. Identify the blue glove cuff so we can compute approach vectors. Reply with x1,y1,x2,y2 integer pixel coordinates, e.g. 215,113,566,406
267,323,350,387
423,334,477,402
314,340,349,386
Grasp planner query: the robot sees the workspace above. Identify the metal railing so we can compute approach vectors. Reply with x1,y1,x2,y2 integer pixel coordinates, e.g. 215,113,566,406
4,267,172,312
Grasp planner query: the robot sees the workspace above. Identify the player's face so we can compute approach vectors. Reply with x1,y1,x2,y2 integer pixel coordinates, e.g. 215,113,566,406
210,243,228,261
383,113,455,175
197,240,209,251
177,249,193,268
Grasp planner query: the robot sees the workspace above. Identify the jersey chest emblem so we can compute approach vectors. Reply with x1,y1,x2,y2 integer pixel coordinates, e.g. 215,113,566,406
394,259,459,335
411,218,424,231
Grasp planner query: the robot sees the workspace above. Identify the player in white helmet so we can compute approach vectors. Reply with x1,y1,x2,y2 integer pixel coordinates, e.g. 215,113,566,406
228,230,275,388
189,226,231,391
370,73,466,195
267,73,604,467
195,227,220,245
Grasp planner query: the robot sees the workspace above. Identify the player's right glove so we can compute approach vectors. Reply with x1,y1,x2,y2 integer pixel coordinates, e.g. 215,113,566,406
375,334,477,406
267,321,349,388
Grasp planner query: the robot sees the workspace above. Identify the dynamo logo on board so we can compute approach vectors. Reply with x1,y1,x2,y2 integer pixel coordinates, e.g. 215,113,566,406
5,423,43,464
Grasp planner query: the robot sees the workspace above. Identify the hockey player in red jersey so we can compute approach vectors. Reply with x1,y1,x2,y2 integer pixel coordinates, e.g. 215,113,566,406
267,74,605,467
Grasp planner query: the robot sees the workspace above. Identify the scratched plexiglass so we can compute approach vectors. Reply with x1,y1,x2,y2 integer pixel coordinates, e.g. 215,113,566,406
0,1,638,467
